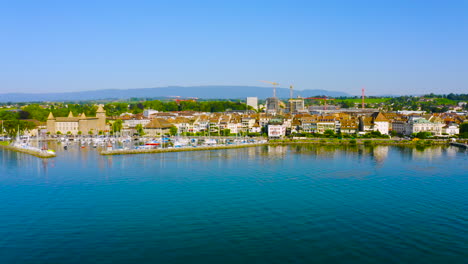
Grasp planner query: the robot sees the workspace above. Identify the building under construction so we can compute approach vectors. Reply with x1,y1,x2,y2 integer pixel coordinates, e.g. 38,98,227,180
288,98,306,113
266,97,281,114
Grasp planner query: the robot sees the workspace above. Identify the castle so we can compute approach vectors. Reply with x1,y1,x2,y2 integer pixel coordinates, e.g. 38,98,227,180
47,105,107,135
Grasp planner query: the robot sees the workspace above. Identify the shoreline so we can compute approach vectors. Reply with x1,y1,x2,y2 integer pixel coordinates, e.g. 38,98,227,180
0,138,457,158
268,138,450,146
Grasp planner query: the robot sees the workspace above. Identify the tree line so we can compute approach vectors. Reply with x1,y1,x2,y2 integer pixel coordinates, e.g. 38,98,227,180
105,100,249,116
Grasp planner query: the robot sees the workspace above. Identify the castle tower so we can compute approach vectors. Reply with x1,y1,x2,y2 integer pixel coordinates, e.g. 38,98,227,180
95,105,106,132
78,113,88,134
46,112,56,134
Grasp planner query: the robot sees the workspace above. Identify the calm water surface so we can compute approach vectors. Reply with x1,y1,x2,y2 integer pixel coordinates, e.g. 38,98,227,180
0,145,467,264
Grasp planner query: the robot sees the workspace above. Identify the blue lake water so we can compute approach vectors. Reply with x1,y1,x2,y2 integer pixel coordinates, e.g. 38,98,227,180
0,145,467,263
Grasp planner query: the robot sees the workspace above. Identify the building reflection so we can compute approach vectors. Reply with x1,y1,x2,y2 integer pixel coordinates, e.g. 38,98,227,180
1,142,462,182
394,145,448,161
370,146,389,166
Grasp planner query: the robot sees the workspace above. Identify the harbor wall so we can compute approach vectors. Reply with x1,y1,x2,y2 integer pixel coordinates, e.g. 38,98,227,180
0,143,56,158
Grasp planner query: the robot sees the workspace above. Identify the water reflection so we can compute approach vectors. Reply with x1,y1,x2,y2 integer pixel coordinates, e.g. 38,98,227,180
372,146,389,166
1,143,467,264
1,144,466,177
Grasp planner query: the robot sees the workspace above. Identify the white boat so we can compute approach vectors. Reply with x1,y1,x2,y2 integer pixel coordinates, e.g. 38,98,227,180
204,138,217,146
173,138,190,147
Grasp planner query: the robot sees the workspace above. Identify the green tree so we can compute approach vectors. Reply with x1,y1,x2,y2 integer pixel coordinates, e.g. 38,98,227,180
324,129,335,137
0,110,19,121
2,120,36,138
413,131,432,139
459,123,468,138
112,119,123,132
22,104,49,121
460,123,468,133
220,129,231,136
169,126,178,136
135,124,145,136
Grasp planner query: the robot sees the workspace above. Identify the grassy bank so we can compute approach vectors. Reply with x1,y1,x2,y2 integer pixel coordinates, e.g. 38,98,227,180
268,138,449,147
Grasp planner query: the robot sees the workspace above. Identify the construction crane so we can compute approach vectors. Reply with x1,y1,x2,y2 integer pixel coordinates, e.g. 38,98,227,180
305,97,336,110
289,85,293,99
361,87,365,109
260,80,279,98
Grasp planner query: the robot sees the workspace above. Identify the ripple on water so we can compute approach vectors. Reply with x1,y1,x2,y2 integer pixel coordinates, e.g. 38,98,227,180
0,146,466,263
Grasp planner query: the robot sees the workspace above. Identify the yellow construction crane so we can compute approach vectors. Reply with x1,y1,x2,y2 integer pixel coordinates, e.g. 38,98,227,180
260,80,279,97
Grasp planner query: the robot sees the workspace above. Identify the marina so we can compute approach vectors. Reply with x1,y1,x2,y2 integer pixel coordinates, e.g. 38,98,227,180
0,135,457,158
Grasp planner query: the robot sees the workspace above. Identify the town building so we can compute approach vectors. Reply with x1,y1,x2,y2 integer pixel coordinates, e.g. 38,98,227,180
392,116,444,136
315,116,338,133
406,116,444,136
268,125,286,138
143,118,174,136
143,109,159,118
442,123,459,135
246,97,258,110
371,112,390,135
268,117,286,138
359,112,390,135
339,119,359,134
46,105,107,135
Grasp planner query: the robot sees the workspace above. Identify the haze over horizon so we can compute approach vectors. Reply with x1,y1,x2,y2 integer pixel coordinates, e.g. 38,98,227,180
1,0,467,96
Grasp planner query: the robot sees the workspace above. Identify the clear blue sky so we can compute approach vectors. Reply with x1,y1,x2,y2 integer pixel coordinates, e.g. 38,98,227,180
1,0,467,95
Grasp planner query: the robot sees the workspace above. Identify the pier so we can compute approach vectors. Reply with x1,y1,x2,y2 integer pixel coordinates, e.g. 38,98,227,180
100,143,268,156
0,143,56,158
450,142,468,149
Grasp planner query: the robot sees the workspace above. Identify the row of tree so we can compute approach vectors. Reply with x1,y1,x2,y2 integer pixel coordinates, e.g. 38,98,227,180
0,120,36,138
336,95,468,111
105,100,249,116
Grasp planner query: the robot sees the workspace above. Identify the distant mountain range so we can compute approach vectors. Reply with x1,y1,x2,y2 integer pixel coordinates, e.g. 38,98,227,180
0,86,350,102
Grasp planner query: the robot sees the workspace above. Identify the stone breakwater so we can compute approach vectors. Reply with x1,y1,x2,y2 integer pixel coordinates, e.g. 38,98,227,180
100,143,269,156
0,144,56,158
450,142,468,149
100,139,451,156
